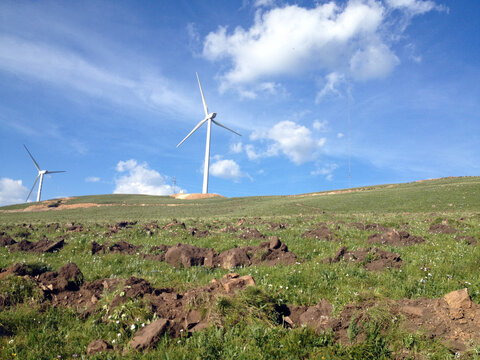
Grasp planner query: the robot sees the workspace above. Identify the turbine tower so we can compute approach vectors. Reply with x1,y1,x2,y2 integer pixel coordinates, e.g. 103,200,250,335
24,145,66,202
177,73,241,194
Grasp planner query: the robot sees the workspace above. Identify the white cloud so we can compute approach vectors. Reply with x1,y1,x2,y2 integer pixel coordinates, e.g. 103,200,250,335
385,0,445,15
254,0,275,8
247,120,326,164
203,0,443,95
337,132,345,139
316,72,345,101
210,159,246,181
0,178,28,206
313,120,329,132
114,159,183,195
311,163,339,180
349,44,400,81
230,142,243,153
85,176,100,183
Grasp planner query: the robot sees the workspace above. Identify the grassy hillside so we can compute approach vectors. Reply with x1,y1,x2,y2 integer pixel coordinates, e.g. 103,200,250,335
1,177,479,224
1,177,480,359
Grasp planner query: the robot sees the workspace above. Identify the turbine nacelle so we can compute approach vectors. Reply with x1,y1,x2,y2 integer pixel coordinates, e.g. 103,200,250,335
209,112,216,120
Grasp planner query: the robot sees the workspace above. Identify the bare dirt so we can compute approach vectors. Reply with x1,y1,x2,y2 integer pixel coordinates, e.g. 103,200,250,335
302,223,337,241
90,238,297,269
5,237,66,253
349,222,389,232
429,223,458,234
285,288,480,353
323,246,403,271
3,261,480,354
170,193,225,200
367,229,426,246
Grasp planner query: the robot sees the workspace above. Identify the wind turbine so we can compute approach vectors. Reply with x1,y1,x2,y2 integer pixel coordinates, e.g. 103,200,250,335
177,73,241,194
24,145,66,203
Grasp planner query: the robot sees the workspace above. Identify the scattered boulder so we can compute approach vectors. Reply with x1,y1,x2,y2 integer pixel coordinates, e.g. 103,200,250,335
87,339,113,355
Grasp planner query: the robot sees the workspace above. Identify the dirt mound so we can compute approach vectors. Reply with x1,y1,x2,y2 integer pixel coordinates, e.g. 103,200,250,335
9,237,65,253
324,246,402,271
189,228,210,238
238,228,266,240
367,229,425,246
38,262,84,293
161,220,186,230
170,193,225,200
162,238,296,269
0,263,48,279
0,235,16,246
164,244,216,268
302,223,337,241
349,222,389,232
285,288,480,352
456,236,478,245
429,223,457,234
91,241,142,255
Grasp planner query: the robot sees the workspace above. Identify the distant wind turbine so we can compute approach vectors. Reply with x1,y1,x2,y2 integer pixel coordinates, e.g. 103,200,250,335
24,145,66,202
177,73,241,194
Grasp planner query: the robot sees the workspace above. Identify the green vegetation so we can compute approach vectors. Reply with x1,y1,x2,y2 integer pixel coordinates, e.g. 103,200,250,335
1,177,480,359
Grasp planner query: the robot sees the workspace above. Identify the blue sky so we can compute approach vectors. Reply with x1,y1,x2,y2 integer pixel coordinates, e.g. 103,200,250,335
1,0,479,205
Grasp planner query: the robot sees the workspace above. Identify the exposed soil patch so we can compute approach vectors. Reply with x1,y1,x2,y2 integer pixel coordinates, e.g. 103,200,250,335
104,221,137,236
367,229,425,246
238,228,266,240
349,222,389,232
285,288,480,352
456,236,478,246
170,193,225,200
8,237,65,253
189,228,210,238
91,240,142,255
0,235,16,246
429,223,457,234
144,238,297,269
323,246,402,271
161,220,186,231
302,223,337,241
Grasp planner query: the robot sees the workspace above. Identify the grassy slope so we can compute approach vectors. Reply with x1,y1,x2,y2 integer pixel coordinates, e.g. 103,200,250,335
1,177,479,224
1,177,480,359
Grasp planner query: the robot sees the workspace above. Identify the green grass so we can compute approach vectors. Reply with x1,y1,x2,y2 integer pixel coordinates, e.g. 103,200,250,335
1,177,480,359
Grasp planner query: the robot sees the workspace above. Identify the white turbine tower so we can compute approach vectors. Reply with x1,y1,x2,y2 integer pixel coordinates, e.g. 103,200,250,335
177,73,241,194
24,145,66,203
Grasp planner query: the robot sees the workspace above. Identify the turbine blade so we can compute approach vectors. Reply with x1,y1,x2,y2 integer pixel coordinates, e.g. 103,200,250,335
212,119,241,136
176,117,209,148
196,72,209,117
26,175,40,202
45,170,66,174
24,144,41,171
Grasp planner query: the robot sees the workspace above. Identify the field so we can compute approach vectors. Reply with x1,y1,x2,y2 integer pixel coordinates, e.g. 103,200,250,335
1,177,480,359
